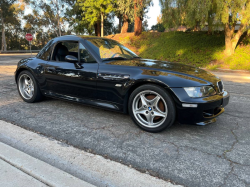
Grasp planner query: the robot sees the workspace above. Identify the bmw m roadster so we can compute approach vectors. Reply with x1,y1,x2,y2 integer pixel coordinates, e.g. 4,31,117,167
15,35,229,132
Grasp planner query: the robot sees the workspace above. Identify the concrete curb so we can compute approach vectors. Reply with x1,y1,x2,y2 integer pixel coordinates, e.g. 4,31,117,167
0,158,48,187
0,142,95,187
0,120,182,187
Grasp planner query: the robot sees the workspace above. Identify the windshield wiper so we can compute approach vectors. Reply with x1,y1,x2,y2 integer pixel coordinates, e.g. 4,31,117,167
102,57,128,61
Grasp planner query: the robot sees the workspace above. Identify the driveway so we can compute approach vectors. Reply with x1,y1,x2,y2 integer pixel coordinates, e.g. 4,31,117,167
0,54,249,187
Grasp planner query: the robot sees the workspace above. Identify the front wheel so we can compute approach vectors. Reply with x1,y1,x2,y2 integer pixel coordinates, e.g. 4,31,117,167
17,70,43,103
128,84,176,132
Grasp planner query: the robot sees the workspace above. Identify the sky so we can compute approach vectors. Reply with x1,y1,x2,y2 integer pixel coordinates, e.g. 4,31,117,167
146,0,162,29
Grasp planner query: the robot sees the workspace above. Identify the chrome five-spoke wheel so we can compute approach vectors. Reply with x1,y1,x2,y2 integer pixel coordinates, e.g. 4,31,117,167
18,74,34,100
17,71,42,103
132,90,168,128
129,84,176,132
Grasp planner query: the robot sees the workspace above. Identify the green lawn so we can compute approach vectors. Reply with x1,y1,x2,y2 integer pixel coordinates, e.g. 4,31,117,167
114,32,250,70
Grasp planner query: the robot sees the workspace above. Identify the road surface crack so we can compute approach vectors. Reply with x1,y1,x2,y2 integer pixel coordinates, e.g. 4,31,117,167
219,163,234,187
223,122,239,161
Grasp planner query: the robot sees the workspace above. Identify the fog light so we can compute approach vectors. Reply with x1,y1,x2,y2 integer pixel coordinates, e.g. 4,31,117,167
182,103,198,108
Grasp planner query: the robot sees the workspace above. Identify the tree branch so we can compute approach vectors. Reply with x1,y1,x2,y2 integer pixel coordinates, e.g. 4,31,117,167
230,22,236,35
232,23,246,43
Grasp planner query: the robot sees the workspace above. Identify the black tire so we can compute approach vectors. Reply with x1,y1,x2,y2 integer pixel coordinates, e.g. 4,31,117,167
17,70,43,103
128,84,176,132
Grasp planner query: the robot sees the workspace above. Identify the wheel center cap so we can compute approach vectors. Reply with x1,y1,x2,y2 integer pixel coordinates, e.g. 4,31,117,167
148,107,152,111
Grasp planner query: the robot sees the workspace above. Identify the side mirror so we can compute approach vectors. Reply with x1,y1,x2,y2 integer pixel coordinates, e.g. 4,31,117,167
65,55,78,63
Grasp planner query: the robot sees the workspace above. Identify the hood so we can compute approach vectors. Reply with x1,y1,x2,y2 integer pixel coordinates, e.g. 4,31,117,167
106,58,220,85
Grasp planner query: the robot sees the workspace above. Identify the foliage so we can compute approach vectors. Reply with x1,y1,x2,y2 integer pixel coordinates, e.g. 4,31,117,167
25,0,70,36
134,0,152,19
0,0,25,51
159,0,212,29
64,0,89,34
0,0,17,23
77,0,115,26
111,32,250,70
159,0,250,55
151,23,165,32
115,0,134,22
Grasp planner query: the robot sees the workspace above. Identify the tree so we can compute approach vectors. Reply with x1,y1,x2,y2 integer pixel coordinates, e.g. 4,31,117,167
215,0,250,56
26,0,68,37
134,0,142,36
142,19,148,31
160,0,250,56
116,0,134,33
134,0,151,36
151,23,165,32
64,0,90,35
160,0,212,30
157,14,162,23
0,0,17,51
77,0,115,37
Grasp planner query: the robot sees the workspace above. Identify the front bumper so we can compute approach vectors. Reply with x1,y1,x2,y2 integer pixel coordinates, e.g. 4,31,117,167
171,88,230,125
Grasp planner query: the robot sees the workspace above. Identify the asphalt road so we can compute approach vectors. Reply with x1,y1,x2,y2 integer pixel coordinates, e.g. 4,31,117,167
0,54,250,187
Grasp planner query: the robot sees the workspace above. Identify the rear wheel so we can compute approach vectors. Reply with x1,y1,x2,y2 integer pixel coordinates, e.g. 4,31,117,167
17,70,43,103
129,84,176,132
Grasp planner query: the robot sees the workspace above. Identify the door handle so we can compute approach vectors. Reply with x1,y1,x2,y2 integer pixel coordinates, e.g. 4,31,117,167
74,63,84,69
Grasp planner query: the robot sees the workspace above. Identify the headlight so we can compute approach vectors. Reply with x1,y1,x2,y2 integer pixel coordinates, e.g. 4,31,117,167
184,86,216,98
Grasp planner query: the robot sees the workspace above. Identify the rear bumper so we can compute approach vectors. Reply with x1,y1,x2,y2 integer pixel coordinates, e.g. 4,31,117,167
171,88,230,125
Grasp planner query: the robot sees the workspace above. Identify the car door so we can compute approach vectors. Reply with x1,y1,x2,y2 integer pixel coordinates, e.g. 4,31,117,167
96,62,131,106
83,38,134,107
44,40,98,100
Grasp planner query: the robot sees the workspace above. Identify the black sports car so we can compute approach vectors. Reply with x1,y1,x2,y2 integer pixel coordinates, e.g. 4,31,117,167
15,35,229,132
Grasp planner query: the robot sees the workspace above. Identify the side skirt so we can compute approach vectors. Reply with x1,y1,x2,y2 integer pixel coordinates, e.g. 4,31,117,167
42,91,124,113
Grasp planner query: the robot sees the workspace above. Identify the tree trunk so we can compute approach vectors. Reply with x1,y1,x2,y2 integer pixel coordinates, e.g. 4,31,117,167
58,16,61,36
224,22,246,56
134,16,142,36
94,23,97,36
94,19,101,37
121,15,129,33
1,12,7,51
224,23,234,56
134,0,142,36
87,29,92,35
101,12,104,37
194,21,200,31
118,15,122,33
207,24,212,35
207,9,213,35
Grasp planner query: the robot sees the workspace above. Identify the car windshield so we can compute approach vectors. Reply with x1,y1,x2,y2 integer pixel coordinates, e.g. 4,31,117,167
85,38,139,61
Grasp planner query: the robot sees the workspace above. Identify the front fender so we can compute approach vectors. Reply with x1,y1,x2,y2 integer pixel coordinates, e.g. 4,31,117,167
123,77,178,113
15,58,47,88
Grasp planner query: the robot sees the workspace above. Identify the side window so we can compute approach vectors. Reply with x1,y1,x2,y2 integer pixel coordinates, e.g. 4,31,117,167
37,40,54,60
52,41,79,61
79,43,96,63
62,42,78,53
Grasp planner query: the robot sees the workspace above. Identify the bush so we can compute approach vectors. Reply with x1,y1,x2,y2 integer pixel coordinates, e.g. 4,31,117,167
111,31,250,70
151,24,165,32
